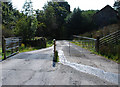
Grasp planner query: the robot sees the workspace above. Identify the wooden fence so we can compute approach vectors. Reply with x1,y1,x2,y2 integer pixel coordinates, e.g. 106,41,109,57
73,30,120,53
2,36,21,60
99,30,120,47
73,35,98,52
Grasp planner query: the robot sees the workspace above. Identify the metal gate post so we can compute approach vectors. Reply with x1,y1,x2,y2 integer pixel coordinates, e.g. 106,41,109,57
95,36,100,53
2,36,6,60
53,39,56,62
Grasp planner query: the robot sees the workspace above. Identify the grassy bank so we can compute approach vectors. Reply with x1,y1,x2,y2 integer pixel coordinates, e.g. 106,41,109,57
0,40,53,60
0,48,2,60
0,48,2,53
19,40,53,53
46,40,53,47
19,45,41,53
71,41,120,63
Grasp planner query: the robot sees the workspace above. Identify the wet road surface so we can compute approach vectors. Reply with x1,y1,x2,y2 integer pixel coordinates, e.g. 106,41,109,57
56,40,120,85
0,41,119,85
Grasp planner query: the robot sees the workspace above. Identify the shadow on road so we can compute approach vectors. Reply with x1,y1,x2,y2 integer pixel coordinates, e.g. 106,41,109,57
53,61,56,67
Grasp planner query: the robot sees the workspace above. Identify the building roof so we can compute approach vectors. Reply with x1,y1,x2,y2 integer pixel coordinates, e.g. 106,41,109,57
93,5,118,17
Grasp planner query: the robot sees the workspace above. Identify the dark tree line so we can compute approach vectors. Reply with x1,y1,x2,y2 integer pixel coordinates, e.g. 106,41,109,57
35,1,98,39
2,1,38,41
2,0,103,40
114,1,120,15
2,2,25,37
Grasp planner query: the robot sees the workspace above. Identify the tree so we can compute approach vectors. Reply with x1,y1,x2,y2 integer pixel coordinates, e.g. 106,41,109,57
35,9,47,37
36,23,47,37
65,8,98,38
42,1,69,39
14,0,38,41
14,16,38,41
2,2,14,26
2,1,24,37
81,10,98,32
35,10,45,23
65,8,83,37
22,0,34,16
114,1,120,15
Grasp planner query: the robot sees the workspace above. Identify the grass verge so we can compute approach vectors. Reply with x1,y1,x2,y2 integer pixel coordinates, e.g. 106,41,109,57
71,41,120,63
0,48,2,53
0,40,54,60
46,40,53,47
0,48,2,60
19,40,53,53
19,46,41,53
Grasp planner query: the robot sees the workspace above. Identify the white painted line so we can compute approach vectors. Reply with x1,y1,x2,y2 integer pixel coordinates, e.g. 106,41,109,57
58,49,119,85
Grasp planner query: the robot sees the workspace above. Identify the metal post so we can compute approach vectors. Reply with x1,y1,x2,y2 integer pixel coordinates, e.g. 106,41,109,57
2,36,6,60
11,39,13,54
69,41,70,56
95,36,100,53
53,39,56,62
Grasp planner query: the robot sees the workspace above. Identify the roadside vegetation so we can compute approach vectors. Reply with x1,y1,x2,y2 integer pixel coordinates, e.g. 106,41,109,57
2,0,98,56
0,48,2,60
79,23,120,63
79,23,120,38
19,43,41,53
46,40,53,47
0,48,2,54
71,38,120,63
1,0,120,63
2,1,98,40
99,44,120,63
19,40,53,53
70,20,120,63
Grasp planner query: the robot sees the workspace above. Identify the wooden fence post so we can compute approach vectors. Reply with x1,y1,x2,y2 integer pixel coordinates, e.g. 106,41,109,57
53,39,56,62
19,37,22,46
95,36,100,53
17,40,19,53
2,36,6,60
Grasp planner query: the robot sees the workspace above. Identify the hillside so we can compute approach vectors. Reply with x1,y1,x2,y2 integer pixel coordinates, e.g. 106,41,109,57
80,22,120,38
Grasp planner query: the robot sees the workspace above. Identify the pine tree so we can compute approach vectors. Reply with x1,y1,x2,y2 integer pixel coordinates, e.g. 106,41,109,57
23,0,34,16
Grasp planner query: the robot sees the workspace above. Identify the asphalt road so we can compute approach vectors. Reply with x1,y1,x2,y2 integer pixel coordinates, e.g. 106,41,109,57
0,40,119,85
56,40,119,85
57,40,119,74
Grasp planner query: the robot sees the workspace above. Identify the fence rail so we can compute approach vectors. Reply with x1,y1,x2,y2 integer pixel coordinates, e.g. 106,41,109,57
73,35,98,52
99,30,120,46
2,36,21,60
73,30,120,54
73,35,96,41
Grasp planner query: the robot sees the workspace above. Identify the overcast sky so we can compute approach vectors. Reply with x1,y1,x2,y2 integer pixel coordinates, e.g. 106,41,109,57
11,0,115,11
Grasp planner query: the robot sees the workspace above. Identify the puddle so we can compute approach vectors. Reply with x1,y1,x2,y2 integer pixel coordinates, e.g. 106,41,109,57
58,50,119,85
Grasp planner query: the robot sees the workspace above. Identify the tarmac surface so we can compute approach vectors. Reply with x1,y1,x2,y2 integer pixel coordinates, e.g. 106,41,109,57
56,40,120,85
0,40,119,85
57,40,119,74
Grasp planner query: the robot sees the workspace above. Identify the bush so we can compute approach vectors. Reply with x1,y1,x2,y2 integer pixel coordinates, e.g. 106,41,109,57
80,23,120,39
22,37,46,48
14,16,38,41
19,43,25,50
2,25,15,37
99,43,120,63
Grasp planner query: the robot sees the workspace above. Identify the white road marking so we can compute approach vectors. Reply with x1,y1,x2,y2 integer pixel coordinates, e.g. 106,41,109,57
58,44,119,85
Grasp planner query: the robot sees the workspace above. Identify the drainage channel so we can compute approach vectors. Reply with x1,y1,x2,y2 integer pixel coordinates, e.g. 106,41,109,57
58,50,119,85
